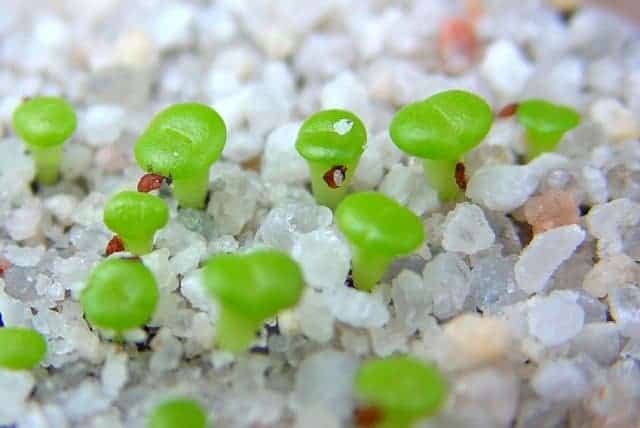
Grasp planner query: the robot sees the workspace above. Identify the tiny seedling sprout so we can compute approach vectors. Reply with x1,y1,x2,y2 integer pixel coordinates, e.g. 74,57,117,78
295,109,367,209
135,103,226,209
148,397,208,428
202,250,304,353
11,96,77,185
355,356,447,428
103,190,169,255
390,89,493,201
0,327,47,370
81,258,158,334
515,99,580,160
336,192,424,292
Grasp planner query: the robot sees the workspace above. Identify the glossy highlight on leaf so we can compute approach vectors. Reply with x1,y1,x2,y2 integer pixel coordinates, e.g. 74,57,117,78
81,258,158,332
389,89,493,160
0,327,47,370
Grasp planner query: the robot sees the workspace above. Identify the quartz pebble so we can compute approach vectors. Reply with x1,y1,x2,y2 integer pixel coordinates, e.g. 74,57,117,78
582,254,637,298
444,314,510,367
608,285,640,338
480,39,534,100
515,225,586,294
442,203,495,255
379,164,440,216
261,122,308,185
586,198,640,256
81,105,126,146
590,98,640,142
531,358,591,402
523,189,579,234
467,164,538,212
424,252,471,320
528,292,585,346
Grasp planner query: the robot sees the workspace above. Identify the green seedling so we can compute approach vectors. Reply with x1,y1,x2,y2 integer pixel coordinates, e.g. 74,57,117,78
354,356,447,428
11,96,77,185
0,327,47,370
202,250,304,353
148,398,208,428
295,109,367,209
336,192,424,292
515,99,580,160
135,103,226,209
81,258,158,334
104,191,169,255
390,89,493,201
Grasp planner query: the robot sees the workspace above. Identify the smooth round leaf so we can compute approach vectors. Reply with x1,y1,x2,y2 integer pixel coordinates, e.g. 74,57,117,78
295,109,367,165
135,103,226,180
81,258,158,332
0,327,47,370
516,99,580,135
12,96,77,147
104,191,169,239
355,356,447,418
390,90,493,160
202,250,304,321
336,192,424,256
148,398,208,428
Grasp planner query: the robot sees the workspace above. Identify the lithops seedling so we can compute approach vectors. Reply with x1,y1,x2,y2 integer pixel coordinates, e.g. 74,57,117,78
81,258,158,335
390,89,493,201
148,398,208,428
515,99,580,160
355,356,447,428
0,327,47,370
202,250,304,353
336,192,424,292
135,103,226,209
295,109,367,209
12,96,77,184
103,190,169,255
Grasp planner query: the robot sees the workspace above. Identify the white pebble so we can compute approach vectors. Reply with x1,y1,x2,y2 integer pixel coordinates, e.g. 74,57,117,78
424,252,471,320
585,198,640,256
531,359,590,402
590,98,640,142
291,228,350,291
261,122,308,185
467,164,538,212
5,202,42,241
608,285,640,338
528,292,585,346
442,203,495,255
101,351,128,397
82,105,126,146
480,39,534,100
326,286,389,329
3,245,44,267
379,164,440,216
515,225,585,294
582,253,637,298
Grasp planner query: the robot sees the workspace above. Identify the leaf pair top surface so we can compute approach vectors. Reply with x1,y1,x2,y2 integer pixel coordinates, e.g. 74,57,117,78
0,327,47,370
336,192,424,256
355,356,447,418
295,109,367,165
148,398,208,428
390,90,493,160
202,250,304,321
12,96,77,147
81,258,158,332
516,99,580,135
104,191,169,239
135,103,226,180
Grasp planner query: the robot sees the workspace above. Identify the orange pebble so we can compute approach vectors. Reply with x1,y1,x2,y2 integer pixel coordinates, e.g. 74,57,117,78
438,18,477,74
523,189,580,234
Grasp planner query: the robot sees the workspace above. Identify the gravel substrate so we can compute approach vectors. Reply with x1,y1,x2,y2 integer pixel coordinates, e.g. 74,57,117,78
1,0,640,427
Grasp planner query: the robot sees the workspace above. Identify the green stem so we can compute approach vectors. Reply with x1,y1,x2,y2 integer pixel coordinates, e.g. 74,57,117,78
308,160,357,209
422,158,459,202
28,144,64,185
120,235,154,255
525,129,563,161
172,168,210,209
216,308,260,353
351,246,393,292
